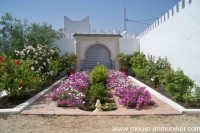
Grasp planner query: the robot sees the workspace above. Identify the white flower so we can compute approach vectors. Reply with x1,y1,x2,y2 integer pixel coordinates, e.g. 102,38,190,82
31,66,35,71
35,60,38,64
43,62,46,66
27,46,33,50
50,71,54,75
20,51,25,56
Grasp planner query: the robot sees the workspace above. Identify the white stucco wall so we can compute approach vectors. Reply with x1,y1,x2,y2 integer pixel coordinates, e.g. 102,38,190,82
120,38,140,54
140,0,200,85
54,38,74,54
64,16,91,38
74,36,121,70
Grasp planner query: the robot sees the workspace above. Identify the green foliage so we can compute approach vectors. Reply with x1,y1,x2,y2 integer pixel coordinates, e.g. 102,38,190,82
192,85,200,104
15,45,76,81
125,52,196,103
90,65,108,84
130,52,148,79
119,53,132,68
89,83,108,103
145,55,172,87
15,44,60,80
0,54,44,97
26,23,63,47
0,12,63,55
155,57,171,82
162,69,194,102
61,53,77,69
145,55,157,82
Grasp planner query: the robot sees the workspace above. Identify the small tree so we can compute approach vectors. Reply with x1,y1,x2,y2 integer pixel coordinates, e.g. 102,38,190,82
0,12,63,55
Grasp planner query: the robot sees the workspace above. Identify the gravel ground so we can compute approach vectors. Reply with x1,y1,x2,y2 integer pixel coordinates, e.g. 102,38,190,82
0,114,200,133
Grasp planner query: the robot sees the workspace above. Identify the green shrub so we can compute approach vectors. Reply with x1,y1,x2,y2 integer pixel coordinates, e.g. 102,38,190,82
89,83,108,103
155,57,171,82
90,65,108,84
146,56,172,87
162,69,194,102
119,53,133,69
0,54,44,97
130,52,148,79
191,85,200,104
123,52,196,103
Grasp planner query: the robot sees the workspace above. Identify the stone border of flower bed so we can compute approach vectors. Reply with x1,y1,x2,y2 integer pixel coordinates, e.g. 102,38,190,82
128,76,200,114
0,77,65,115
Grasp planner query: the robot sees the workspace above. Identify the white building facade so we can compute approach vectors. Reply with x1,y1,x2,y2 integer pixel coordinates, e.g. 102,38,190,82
139,0,200,85
55,16,140,70
55,0,200,85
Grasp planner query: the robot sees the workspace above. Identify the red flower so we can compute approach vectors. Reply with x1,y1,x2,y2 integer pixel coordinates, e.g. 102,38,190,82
0,56,3,61
14,60,21,65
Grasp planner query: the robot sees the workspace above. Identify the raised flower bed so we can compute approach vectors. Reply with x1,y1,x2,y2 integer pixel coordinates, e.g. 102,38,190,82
107,70,155,109
49,66,155,111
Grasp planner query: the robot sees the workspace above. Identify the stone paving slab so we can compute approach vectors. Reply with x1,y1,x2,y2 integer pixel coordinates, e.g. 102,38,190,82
21,90,181,115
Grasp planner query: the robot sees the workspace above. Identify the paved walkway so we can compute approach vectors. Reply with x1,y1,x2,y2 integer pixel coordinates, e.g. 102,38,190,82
21,90,181,115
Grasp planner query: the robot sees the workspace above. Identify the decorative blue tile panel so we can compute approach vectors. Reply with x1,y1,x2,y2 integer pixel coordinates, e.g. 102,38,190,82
84,44,112,69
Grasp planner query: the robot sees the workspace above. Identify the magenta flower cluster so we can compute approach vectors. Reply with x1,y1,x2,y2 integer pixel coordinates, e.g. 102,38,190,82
107,70,155,109
67,71,90,92
106,70,137,89
50,71,90,107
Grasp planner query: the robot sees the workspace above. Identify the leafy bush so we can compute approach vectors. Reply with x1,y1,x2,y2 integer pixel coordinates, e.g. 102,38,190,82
90,65,108,84
119,53,132,69
191,85,200,104
0,13,63,55
154,57,171,85
146,55,172,88
15,44,76,80
0,54,43,97
128,52,196,103
15,44,60,79
162,69,194,102
130,52,148,79
89,83,108,103
64,53,77,68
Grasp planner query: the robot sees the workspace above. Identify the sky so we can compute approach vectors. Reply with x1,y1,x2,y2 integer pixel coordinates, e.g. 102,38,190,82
0,0,181,34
